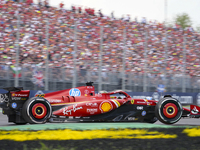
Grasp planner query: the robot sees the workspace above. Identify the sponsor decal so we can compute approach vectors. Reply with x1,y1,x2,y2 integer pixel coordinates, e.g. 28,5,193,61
50,118,65,122
87,86,93,89
136,101,146,104
59,116,67,118
11,102,17,109
127,117,136,121
100,101,113,113
136,106,143,110
95,93,102,97
19,94,28,97
86,102,98,107
12,97,21,100
63,104,83,115
12,93,28,97
131,100,134,104
141,111,146,116
84,90,89,94
36,94,45,97
69,88,81,96
87,108,98,114
48,99,62,103
191,106,199,114
35,98,45,101
83,117,90,119
12,97,27,100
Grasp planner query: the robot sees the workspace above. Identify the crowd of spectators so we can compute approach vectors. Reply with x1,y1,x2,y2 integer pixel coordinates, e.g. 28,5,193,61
0,0,200,88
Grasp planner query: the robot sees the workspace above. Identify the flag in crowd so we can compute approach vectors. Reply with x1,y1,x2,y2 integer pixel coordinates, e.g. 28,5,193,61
32,67,44,87
10,65,21,78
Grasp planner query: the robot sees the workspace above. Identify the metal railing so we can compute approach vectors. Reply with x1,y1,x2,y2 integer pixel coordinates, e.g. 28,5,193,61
0,65,200,93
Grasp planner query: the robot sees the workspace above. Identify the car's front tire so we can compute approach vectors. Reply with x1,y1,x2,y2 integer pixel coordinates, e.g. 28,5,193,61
155,96,183,124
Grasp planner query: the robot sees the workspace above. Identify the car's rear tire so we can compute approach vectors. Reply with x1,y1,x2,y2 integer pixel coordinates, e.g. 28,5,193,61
155,97,183,124
22,97,52,124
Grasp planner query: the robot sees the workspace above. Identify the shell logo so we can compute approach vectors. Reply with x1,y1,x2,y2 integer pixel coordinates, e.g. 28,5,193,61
131,100,134,104
100,101,113,113
12,93,15,96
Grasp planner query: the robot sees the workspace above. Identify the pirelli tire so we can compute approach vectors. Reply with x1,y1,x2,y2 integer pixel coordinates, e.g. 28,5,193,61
22,97,52,124
155,97,183,124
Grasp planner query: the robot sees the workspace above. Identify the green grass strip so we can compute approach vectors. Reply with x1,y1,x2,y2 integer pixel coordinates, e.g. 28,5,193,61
0,122,191,131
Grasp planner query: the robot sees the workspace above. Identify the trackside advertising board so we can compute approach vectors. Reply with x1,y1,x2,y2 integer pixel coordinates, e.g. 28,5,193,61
0,89,199,105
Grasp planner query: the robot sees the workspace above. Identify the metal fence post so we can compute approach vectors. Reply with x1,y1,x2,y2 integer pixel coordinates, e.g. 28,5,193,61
73,21,77,88
122,28,126,91
15,11,20,87
164,0,168,91
143,30,147,92
45,18,49,91
182,34,186,92
98,26,103,91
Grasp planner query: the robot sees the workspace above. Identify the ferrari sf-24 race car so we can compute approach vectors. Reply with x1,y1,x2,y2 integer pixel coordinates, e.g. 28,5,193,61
0,82,200,125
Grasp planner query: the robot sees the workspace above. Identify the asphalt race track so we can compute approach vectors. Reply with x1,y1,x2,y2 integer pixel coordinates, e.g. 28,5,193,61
0,108,199,127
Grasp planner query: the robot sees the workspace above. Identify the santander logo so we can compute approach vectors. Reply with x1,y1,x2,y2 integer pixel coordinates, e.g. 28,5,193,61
191,106,199,114
69,88,81,96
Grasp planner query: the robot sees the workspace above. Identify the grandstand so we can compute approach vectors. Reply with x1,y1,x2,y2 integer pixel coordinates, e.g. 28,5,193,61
0,0,200,92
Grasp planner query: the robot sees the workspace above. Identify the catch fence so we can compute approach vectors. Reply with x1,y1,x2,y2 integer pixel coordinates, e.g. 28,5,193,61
2,12,200,93
0,65,200,92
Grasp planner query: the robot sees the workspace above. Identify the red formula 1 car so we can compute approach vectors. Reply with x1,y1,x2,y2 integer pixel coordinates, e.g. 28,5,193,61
0,82,200,125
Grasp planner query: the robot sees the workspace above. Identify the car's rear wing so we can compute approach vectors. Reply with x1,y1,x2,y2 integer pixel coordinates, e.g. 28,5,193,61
3,87,23,92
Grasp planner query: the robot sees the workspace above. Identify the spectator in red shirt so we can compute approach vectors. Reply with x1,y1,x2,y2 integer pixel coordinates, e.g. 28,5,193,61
26,0,33,5
60,1,64,9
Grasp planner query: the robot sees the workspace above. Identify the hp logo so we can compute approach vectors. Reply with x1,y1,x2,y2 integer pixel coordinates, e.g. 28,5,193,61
69,88,81,96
